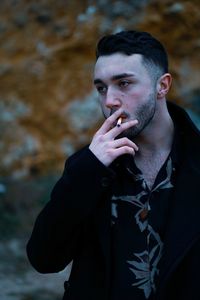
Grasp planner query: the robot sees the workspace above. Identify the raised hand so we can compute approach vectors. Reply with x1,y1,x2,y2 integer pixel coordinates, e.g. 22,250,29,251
89,109,138,166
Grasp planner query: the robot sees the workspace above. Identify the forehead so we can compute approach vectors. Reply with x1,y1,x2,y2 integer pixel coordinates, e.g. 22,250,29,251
94,53,148,80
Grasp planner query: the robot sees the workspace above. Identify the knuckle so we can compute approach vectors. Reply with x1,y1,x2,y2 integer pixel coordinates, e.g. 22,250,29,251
121,137,128,144
125,146,134,153
98,135,105,143
106,118,114,127
125,137,130,143
93,132,99,140
106,149,114,157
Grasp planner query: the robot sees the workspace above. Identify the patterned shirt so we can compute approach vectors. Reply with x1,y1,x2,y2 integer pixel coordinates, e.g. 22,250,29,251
110,137,180,300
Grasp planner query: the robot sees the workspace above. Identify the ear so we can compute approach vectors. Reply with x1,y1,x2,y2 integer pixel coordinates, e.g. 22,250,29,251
157,73,172,99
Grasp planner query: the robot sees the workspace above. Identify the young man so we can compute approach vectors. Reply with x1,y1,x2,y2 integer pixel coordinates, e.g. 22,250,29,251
27,31,200,300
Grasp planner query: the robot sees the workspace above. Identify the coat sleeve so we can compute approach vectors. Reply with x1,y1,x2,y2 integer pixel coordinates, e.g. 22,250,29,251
26,147,115,274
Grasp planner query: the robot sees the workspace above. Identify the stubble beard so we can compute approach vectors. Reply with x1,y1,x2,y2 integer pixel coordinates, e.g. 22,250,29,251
119,93,157,140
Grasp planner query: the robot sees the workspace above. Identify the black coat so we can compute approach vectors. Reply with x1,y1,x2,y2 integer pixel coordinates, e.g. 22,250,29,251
27,102,200,300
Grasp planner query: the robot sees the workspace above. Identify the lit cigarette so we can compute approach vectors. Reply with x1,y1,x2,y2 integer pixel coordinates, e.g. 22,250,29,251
117,117,122,127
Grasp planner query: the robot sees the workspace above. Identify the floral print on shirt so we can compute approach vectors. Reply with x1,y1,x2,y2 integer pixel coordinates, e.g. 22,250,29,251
111,158,174,299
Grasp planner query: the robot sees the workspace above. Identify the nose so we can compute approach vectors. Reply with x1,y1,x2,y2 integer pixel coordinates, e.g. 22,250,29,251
105,87,121,109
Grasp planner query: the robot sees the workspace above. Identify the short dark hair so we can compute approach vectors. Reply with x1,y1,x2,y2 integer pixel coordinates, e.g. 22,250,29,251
96,30,169,75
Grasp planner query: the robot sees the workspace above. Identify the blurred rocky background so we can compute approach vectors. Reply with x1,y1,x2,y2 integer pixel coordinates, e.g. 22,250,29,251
0,0,200,299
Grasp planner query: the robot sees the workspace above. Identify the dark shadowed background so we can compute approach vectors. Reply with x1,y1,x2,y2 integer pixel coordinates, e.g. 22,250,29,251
0,0,200,299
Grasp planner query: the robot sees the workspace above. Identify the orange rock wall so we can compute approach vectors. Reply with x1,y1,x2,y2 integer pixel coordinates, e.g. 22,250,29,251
0,0,200,177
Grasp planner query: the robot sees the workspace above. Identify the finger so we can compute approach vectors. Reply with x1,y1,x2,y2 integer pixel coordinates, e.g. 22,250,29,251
109,145,137,159
112,137,139,152
105,119,138,140
97,109,124,135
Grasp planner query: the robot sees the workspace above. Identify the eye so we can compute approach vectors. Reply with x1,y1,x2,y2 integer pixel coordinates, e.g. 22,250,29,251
119,80,130,88
96,85,107,95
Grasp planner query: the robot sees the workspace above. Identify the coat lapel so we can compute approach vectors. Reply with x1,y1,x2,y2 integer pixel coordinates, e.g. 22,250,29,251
157,162,200,297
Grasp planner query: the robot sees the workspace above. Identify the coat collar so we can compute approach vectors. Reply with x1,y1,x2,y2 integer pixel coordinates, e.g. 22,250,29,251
153,102,200,296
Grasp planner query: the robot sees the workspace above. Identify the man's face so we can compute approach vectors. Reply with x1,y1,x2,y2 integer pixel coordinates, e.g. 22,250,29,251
94,53,158,139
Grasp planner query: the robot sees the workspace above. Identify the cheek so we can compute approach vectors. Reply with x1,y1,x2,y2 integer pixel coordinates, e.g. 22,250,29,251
124,91,142,106
129,87,151,102
100,101,110,118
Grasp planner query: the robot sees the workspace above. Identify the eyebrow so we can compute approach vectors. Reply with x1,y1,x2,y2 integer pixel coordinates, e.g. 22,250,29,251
93,73,135,85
